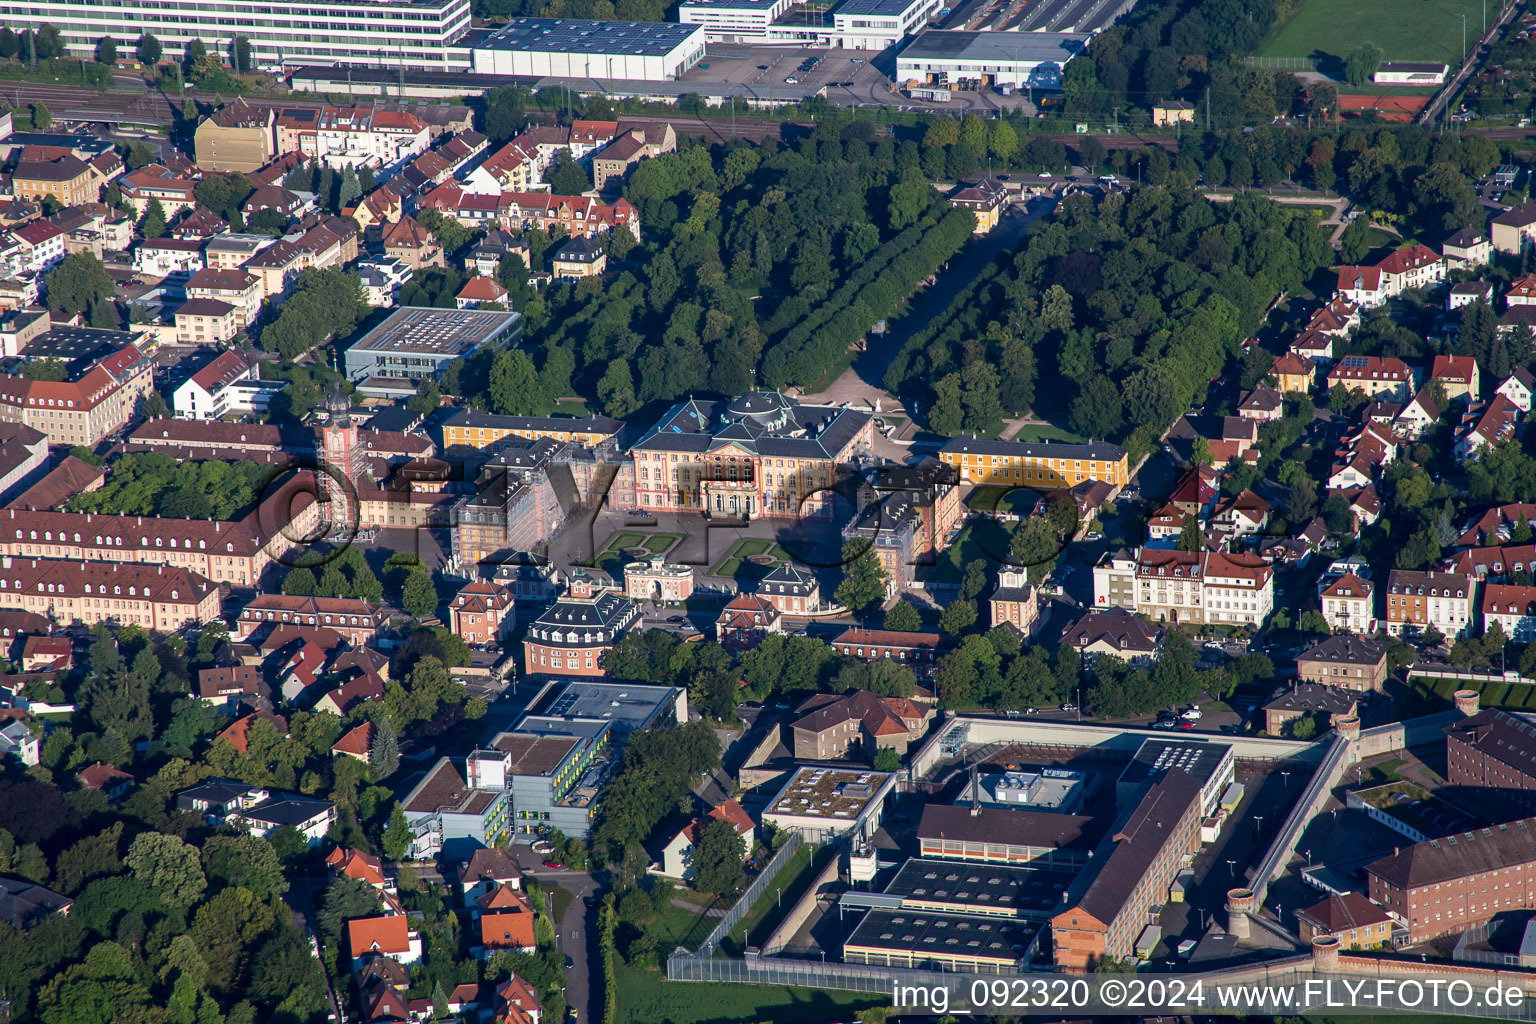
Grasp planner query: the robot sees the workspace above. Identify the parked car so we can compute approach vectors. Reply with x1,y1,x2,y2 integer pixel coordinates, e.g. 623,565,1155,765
1154,719,1177,730
565,956,575,970
1181,708,1203,721
1177,720,1195,730
785,76,799,83
1059,703,1078,712
543,860,564,869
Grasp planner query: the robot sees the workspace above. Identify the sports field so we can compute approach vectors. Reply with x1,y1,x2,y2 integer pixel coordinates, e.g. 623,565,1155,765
1258,0,1483,66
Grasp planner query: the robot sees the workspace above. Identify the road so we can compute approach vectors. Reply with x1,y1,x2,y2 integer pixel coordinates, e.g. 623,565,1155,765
525,865,600,1024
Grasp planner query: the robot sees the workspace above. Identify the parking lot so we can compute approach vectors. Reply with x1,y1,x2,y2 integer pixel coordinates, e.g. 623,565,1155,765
678,43,890,95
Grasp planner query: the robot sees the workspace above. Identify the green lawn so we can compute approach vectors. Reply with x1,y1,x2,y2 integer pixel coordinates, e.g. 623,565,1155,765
711,537,790,579
650,897,725,951
550,885,575,926
929,518,1017,586
615,965,880,1024
1258,0,1482,66
1007,422,1087,444
594,530,683,575
720,847,820,956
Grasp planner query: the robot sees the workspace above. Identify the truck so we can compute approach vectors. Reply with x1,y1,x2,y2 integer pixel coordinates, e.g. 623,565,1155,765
910,87,952,102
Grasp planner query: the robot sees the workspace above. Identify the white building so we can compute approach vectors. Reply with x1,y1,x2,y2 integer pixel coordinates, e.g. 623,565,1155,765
173,350,285,419
0,719,39,767
1320,573,1374,634
355,256,414,307
471,19,706,81
833,0,944,51
895,30,1089,89
679,0,797,43
1199,551,1274,627
4,0,474,70
275,106,432,177
1373,62,1448,85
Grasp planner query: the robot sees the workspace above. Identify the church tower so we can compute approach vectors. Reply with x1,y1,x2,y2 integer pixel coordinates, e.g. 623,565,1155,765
319,380,362,533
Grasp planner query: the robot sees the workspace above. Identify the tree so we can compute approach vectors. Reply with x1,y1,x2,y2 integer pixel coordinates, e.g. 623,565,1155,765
1338,219,1373,264
203,835,287,902
46,252,115,317
938,599,978,635
382,804,412,861
136,32,161,65
690,818,746,899
183,37,207,73
1010,516,1059,584
1286,476,1318,522
126,832,206,909
1191,436,1212,467
401,569,437,619
884,600,922,634
94,35,117,64
488,349,544,415
0,29,17,60
872,747,902,772
369,721,399,781
1176,518,1204,551
31,102,51,130
233,35,251,73
141,197,167,239
280,566,317,597
1345,42,1384,86
834,540,888,620
545,150,591,196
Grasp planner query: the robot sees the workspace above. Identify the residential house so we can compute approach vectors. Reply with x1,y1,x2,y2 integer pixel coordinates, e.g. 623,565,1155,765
347,914,423,969
75,762,133,801
119,165,197,218
1328,355,1415,401
715,593,782,651
788,689,933,761
330,721,376,762
1261,683,1359,736
1492,202,1536,254
476,883,537,954
1499,368,1536,412
1431,354,1480,403
947,177,1008,233
753,562,826,615
1456,395,1522,463
1210,490,1270,539
1319,573,1374,634
1237,383,1284,421
173,299,240,346
381,216,443,271
657,799,754,881
456,276,508,309
235,594,387,646
11,156,96,207
194,98,276,173
0,718,39,766
1335,244,1444,307
173,350,256,419
460,847,523,903
1059,608,1160,665
196,664,261,706
1295,892,1396,949
1448,280,1493,309
1296,634,1390,691
1482,584,1536,643
1151,99,1196,125
1442,226,1492,268
134,237,205,279
1271,351,1315,394
1394,390,1441,440
549,235,607,280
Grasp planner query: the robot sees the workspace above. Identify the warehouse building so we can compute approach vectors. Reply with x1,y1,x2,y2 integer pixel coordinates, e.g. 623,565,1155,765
344,306,522,385
4,0,473,70
471,19,706,81
895,30,1089,90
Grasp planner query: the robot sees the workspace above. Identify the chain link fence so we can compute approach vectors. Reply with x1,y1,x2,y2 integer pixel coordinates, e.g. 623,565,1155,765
691,832,804,955
1245,56,1339,73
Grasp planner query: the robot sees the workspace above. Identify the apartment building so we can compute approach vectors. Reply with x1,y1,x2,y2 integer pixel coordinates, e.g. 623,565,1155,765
185,269,262,331
194,98,276,173
0,557,220,632
1328,355,1415,402
1383,569,1475,639
449,581,515,645
0,341,154,447
275,105,432,174
235,594,388,646
1335,244,1445,307
522,574,640,678
1482,584,1536,643
11,156,96,207
1445,710,1536,811
442,410,623,450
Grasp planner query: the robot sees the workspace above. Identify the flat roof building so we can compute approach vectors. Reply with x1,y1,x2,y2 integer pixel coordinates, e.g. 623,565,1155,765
519,679,686,741
401,757,509,861
844,909,1037,973
833,0,946,51
762,766,895,843
345,306,522,383
896,30,1089,90
480,729,612,840
1117,738,1234,819
958,767,1092,813
4,0,474,70
679,0,798,43
917,804,1095,868
471,19,706,81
